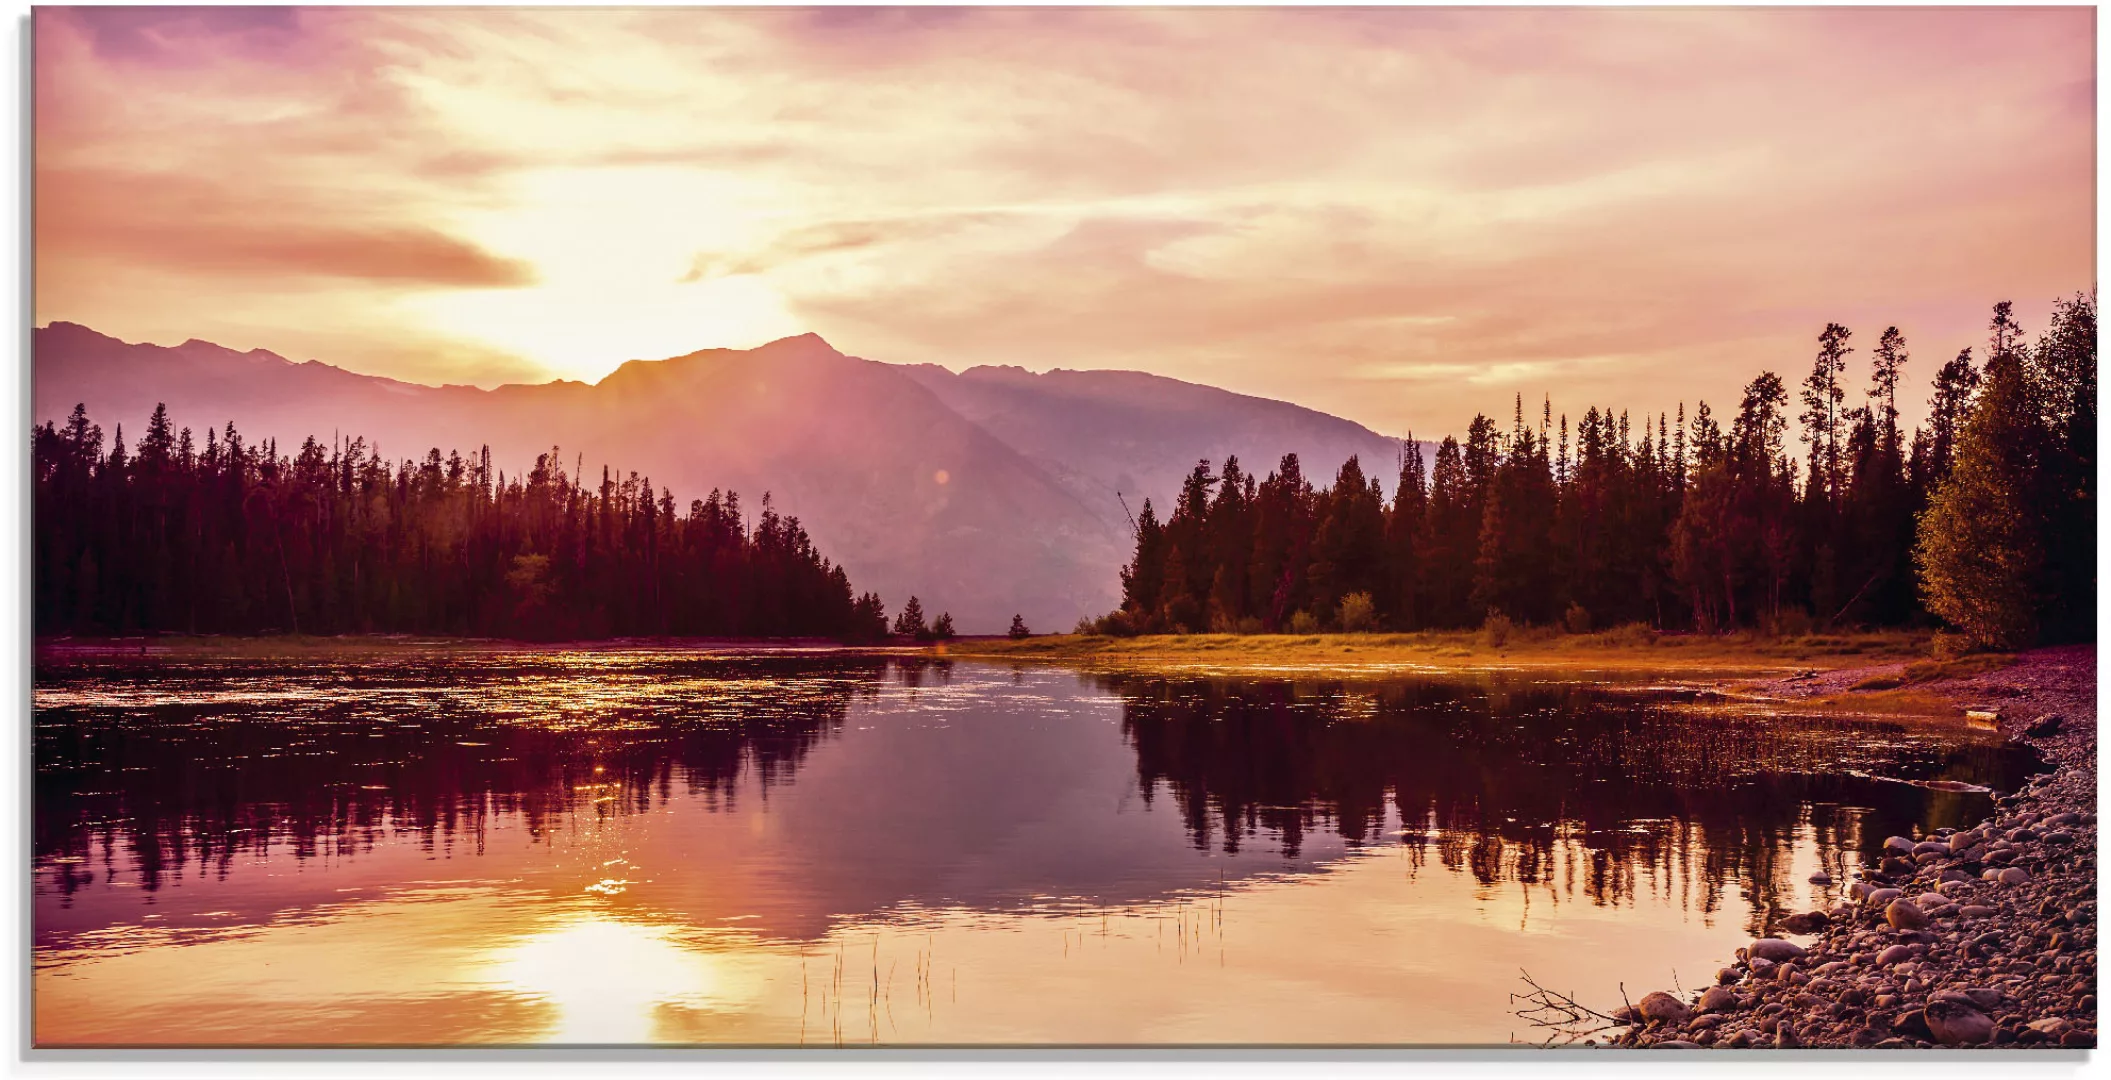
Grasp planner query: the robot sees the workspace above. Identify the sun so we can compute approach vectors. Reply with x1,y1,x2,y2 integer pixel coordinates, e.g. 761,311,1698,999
406,164,808,384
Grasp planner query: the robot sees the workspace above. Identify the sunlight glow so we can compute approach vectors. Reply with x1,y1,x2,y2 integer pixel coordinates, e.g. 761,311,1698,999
484,916,731,1043
408,166,806,382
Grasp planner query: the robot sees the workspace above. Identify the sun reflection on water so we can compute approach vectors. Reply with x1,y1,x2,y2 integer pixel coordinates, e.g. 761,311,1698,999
482,917,732,1043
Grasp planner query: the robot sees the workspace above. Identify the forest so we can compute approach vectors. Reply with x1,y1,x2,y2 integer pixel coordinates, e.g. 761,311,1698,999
1106,296,2095,650
32,409,891,641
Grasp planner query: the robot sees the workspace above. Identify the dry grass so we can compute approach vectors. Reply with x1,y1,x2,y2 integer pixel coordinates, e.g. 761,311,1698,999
1804,687,1966,717
1900,653,2018,684
950,629,1935,677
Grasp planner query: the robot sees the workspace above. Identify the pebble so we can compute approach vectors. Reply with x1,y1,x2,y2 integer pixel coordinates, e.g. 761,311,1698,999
1638,990,1691,1025
1876,944,1917,966
1749,938,1806,964
1924,1000,1996,1045
1885,899,1928,930
1601,648,2095,1052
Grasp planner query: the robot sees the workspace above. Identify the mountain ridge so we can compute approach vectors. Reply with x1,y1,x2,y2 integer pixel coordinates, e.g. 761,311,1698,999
35,322,1414,632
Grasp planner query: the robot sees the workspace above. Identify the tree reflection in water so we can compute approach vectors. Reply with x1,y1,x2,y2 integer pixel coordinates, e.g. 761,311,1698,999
1100,673,2041,933
36,654,2040,945
34,654,894,897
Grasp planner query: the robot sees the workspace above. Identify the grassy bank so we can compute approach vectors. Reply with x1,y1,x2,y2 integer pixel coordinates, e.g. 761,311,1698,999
945,628,1944,677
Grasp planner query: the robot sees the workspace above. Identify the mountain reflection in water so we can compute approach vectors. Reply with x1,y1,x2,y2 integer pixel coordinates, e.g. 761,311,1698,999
32,651,2041,1045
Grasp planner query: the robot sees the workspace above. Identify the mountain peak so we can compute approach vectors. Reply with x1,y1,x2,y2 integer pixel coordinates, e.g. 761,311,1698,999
753,331,842,357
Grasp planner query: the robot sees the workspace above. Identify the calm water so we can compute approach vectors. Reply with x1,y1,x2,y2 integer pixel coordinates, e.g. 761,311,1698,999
32,649,2041,1046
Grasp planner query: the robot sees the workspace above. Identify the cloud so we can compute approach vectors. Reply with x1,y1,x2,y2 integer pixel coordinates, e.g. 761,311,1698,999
33,6,2096,427
41,168,536,287
680,212,1022,281
58,6,306,64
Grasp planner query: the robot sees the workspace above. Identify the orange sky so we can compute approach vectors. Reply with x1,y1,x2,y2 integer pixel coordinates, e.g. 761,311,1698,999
33,6,2096,437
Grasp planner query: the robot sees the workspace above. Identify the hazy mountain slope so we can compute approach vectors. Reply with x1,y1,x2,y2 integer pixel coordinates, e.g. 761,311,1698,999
34,324,1125,633
35,325,1427,634
896,363,1412,536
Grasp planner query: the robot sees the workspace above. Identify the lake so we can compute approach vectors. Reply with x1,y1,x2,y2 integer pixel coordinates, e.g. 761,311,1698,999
31,648,2042,1047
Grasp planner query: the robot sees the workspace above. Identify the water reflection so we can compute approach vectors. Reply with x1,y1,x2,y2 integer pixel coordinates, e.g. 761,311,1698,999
36,653,883,899
31,651,2042,1046
1101,674,2037,931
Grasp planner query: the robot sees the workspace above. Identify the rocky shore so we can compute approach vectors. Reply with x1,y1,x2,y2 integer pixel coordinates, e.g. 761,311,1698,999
1610,644,2097,1050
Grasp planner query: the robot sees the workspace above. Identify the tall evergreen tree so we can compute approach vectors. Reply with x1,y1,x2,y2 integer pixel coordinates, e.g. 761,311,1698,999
1916,345,2046,648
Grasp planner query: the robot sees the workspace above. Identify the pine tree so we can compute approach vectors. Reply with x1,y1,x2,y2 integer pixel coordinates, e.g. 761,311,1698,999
1384,437,1427,628
931,611,956,640
1915,348,2045,648
1924,348,1981,487
2029,293,2097,641
1008,613,1030,639
1800,323,1852,507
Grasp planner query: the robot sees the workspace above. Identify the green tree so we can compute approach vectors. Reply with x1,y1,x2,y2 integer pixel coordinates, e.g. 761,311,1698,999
1922,348,1980,487
1008,614,1030,639
1915,349,2045,648
1383,437,1427,628
1800,323,1852,507
931,611,956,640
2028,293,2097,641
1336,591,1376,633
892,595,928,639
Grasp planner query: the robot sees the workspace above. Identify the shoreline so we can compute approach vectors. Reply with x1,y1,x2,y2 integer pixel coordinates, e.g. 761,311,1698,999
949,629,1977,684
30,633,921,660
1606,643,2097,1050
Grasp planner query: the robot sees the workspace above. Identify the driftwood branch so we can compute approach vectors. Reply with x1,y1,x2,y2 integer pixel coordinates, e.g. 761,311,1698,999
1826,570,1885,628
1510,968,1628,1045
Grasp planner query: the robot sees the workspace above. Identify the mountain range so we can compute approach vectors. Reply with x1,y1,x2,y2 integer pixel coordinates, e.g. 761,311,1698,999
34,323,1408,632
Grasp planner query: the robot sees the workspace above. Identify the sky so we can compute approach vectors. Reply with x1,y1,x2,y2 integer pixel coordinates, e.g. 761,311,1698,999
34,6,2096,439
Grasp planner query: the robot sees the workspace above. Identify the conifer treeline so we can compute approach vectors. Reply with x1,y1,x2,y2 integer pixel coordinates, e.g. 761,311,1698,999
1108,296,2095,644
33,406,892,640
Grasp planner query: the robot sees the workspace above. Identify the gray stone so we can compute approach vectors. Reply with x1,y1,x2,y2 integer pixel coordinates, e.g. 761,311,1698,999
2025,714,2064,738
1924,1000,1996,1045
1882,835,1916,857
1638,990,1692,1025
1697,986,1737,1014
1749,938,1806,964
1998,867,2031,885
1876,944,1917,966
1779,911,1828,934
1885,899,1928,930
1962,988,2003,1010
